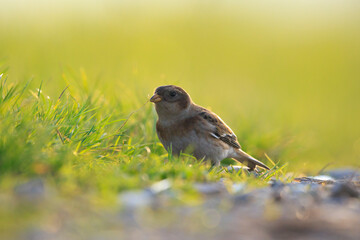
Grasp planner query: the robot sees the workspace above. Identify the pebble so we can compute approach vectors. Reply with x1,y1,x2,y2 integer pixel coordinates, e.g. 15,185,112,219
117,190,154,209
194,182,228,195
13,178,45,200
331,182,359,199
149,179,171,194
326,168,360,181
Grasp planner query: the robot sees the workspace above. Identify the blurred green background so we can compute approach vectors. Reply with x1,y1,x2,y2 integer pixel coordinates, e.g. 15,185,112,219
1,0,359,172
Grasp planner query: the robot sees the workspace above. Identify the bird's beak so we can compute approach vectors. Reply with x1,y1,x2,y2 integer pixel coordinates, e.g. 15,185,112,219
150,94,162,103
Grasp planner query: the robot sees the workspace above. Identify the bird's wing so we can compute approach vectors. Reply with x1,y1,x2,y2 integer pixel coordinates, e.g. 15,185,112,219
198,109,241,149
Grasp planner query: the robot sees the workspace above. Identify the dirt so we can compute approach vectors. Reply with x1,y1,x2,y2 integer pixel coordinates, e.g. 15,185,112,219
4,169,360,240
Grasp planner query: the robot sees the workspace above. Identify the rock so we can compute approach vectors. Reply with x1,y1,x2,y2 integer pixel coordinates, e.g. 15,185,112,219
14,178,45,200
269,180,285,189
117,190,154,209
233,193,252,204
294,175,335,184
331,182,359,199
269,180,285,202
25,228,54,240
194,182,228,195
326,168,360,181
231,183,246,194
310,175,335,181
149,179,171,194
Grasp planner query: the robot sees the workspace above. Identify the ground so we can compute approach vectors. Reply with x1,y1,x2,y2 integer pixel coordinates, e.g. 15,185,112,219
1,168,359,240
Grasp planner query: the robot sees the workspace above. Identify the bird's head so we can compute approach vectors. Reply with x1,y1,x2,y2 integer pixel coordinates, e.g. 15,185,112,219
150,85,192,120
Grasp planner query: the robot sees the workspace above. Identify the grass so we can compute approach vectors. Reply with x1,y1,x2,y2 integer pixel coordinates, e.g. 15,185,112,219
0,71,283,200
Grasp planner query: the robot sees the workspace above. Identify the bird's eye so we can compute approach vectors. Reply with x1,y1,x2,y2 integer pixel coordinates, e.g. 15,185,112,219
169,91,177,97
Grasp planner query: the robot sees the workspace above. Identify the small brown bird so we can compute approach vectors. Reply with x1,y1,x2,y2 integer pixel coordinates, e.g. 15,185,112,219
150,85,269,170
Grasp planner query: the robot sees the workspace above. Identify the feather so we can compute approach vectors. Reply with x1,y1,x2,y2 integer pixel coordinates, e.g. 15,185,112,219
233,149,270,170
198,109,241,149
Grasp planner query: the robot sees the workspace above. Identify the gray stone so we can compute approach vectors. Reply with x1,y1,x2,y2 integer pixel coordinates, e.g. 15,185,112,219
326,168,360,181
149,179,171,194
331,182,359,199
117,190,154,209
14,178,45,200
194,182,227,195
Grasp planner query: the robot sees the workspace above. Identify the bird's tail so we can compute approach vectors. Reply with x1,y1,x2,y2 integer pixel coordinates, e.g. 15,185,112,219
232,149,270,171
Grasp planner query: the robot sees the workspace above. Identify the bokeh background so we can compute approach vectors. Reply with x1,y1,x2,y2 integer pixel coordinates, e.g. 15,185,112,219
1,0,360,172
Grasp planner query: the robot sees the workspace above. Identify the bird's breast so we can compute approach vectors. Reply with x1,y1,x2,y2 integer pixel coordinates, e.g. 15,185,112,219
156,117,201,154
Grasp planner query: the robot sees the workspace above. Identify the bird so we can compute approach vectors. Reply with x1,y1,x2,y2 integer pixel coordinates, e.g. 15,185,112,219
150,85,270,171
